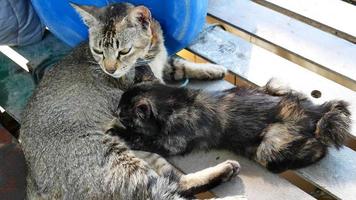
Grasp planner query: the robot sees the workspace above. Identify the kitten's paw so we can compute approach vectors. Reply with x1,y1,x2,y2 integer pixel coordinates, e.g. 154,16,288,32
264,78,291,96
217,160,241,182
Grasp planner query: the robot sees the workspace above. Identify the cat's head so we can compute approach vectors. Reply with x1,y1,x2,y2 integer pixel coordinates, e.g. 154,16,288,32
117,83,192,135
71,2,160,78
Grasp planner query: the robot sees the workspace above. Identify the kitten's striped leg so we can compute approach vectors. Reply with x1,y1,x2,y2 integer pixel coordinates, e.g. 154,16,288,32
164,57,227,81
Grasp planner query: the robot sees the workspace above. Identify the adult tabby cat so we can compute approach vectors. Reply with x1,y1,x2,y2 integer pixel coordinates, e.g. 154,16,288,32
115,80,351,173
71,2,226,82
19,2,244,200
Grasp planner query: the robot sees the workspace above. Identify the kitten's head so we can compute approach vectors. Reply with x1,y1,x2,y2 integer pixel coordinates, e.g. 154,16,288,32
71,2,159,78
117,83,192,135
117,83,160,136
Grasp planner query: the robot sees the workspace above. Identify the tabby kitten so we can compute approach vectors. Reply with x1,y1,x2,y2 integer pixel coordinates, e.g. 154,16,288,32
71,2,226,82
115,80,351,173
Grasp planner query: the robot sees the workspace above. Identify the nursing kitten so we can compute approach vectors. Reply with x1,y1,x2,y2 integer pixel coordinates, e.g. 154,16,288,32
115,81,351,173
71,2,226,82
19,3,246,200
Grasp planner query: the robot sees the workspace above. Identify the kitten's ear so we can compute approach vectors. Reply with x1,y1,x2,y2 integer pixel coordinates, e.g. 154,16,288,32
70,2,100,27
129,6,151,29
134,99,155,119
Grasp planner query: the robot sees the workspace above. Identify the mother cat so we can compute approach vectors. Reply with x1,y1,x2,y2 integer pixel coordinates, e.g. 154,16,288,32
19,2,242,200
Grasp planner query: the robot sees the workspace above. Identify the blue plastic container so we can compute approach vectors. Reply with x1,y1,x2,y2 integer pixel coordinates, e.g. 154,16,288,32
31,0,208,55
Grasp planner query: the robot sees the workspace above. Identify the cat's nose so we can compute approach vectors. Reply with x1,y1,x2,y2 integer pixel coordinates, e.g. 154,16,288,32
104,59,117,74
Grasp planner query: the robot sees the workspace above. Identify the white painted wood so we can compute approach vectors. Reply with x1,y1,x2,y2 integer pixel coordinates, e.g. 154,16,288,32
296,147,356,200
208,0,356,90
170,150,314,200
262,0,356,40
0,46,29,72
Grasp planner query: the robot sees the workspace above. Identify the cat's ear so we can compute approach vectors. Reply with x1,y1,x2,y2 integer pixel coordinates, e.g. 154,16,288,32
70,2,100,27
134,99,155,119
129,6,152,29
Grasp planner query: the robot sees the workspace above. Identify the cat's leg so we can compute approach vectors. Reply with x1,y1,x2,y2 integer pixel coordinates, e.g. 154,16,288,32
254,123,327,173
178,160,240,197
261,78,291,96
254,95,351,172
133,151,242,197
163,56,227,81
261,78,307,100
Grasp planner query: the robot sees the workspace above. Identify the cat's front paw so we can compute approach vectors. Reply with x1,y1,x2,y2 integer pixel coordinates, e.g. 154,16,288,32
195,63,227,80
217,160,241,182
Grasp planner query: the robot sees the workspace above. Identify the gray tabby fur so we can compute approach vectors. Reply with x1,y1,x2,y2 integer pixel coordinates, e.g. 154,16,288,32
19,3,245,200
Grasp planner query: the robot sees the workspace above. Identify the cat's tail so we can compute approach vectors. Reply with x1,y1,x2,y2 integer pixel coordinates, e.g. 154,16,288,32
315,100,351,148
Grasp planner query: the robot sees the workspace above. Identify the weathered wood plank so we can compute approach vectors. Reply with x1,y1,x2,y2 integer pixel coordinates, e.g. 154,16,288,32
296,147,356,200
170,150,314,199
187,25,356,199
254,0,356,43
208,0,356,91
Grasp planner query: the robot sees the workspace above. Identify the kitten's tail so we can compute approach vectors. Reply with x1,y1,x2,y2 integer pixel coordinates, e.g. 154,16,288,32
315,100,351,148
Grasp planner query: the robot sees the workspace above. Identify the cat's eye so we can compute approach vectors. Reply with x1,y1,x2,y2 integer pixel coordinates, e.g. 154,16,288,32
92,48,103,55
119,47,132,56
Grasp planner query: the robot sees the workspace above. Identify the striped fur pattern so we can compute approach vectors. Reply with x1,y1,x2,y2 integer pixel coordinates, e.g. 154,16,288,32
19,41,244,199
116,80,351,173
71,2,227,82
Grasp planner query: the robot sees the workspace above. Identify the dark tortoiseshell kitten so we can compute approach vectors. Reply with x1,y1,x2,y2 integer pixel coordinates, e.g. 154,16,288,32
114,80,351,173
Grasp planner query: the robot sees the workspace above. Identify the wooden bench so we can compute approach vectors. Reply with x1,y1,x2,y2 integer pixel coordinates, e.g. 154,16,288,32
1,1,355,199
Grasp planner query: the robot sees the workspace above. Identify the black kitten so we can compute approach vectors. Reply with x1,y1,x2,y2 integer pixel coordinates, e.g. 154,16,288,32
114,81,351,173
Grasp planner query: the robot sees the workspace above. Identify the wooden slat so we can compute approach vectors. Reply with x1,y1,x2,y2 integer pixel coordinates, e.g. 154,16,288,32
254,0,356,43
171,148,313,199
296,148,356,200
187,25,356,199
207,0,356,91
